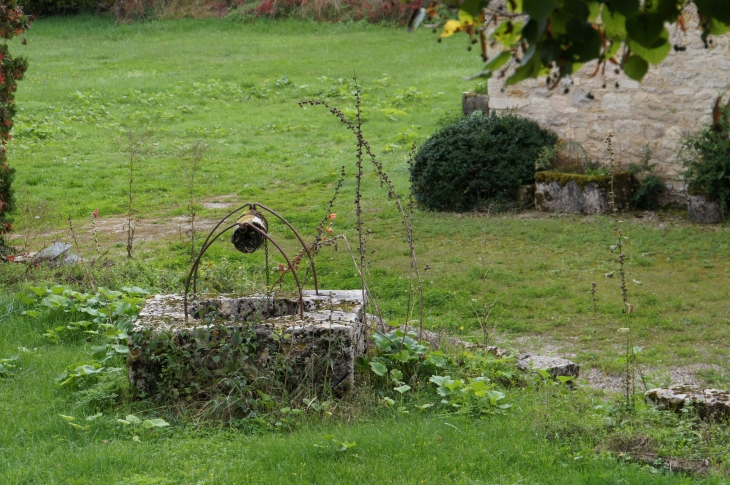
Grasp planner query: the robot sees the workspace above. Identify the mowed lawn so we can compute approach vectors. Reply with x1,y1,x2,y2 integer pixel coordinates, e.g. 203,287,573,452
7,15,729,376
7,15,730,374
0,15,730,485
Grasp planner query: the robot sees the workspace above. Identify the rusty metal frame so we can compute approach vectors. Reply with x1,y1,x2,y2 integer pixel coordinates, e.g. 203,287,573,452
183,203,317,321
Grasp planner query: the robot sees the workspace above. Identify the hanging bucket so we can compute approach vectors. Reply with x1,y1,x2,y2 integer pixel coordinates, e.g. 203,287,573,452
231,210,268,253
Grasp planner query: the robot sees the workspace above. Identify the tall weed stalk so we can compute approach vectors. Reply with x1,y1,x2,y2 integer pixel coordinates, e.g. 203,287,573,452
606,130,638,409
116,130,151,259
178,140,208,261
299,75,425,340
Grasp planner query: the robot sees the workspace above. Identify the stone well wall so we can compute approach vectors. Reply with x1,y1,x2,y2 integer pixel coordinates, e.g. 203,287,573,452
485,19,730,199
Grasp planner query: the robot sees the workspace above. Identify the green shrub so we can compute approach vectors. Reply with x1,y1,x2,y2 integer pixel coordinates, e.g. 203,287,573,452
679,106,730,214
19,0,96,16
629,144,664,210
410,113,557,212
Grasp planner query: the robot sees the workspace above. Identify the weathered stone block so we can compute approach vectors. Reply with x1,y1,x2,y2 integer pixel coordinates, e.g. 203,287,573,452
645,386,730,420
601,93,632,112
534,171,634,214
462,92,490,116
614,119,645,137
688,195,724,223
517,353,579,380
128,290,368,398
489,97,529,110
516,184,535,206
647,123,666,139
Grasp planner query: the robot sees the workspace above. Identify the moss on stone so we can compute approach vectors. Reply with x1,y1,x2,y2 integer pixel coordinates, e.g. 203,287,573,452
535,171,634,208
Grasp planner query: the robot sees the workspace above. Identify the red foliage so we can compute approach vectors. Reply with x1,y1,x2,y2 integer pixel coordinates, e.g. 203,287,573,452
0,1,32,251
246,0,422,24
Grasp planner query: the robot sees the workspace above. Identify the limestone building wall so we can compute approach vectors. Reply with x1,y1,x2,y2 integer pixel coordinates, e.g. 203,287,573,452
486,27,730,196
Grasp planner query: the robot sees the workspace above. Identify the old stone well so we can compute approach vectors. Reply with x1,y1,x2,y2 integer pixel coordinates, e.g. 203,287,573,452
128,203,371,399
128,290,368,397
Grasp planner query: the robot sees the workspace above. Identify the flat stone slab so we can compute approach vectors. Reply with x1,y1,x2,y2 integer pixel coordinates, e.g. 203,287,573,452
462,92,489,116
416,329,512,358
688,195,723,224
517,353,580,380
645,386,730,419
31,242,81,265
128,290,368,398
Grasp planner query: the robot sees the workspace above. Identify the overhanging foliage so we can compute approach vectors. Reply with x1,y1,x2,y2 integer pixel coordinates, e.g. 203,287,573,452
410,0,730,84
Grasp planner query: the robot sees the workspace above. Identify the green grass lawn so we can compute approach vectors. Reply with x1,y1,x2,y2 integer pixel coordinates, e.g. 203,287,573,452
1,15,730,484
3,292,729,484
6,15,730,374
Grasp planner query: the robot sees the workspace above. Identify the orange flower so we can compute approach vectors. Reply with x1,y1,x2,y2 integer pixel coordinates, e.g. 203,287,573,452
328,213,336,220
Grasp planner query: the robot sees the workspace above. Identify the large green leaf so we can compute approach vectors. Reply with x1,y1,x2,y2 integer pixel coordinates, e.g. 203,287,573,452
392,350,412,363
539,39,561,65
429,375,450,386
486,390,506,405
98,287,123,300
505,0,522,13
459,0,486,17
586,1,601,21
626,12,665,47
522,0,558,19
601,8,627,39
603,40,623,61
709,17,730,35
695,0,730,24
608,0,639,17
629,29,671,65
623,55,649,80
549,9,572,35
372,333,394,351
491,20,523,47
124,414,142,424
561,0,590,20
521,16,548,42
458,9,474,24
42,294,69,309
369,361,387,376
91,344,109,359
506,44,544,85
566,18,601,61
142,418,170,428
390,368,403,382
647,0,682,22
484,51,512,71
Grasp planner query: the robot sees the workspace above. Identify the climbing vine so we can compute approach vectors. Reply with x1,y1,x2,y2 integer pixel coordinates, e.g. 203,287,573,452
0,1,32,254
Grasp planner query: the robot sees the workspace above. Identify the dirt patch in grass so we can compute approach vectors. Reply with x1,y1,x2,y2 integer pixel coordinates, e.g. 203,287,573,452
9,195,243,254
583,364,725,394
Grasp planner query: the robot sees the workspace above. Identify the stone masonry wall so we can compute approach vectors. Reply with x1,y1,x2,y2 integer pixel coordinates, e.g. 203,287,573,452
486,21,730,198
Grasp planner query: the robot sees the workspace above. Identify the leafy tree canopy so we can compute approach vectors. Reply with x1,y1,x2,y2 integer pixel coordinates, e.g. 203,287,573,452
409,0,730,85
